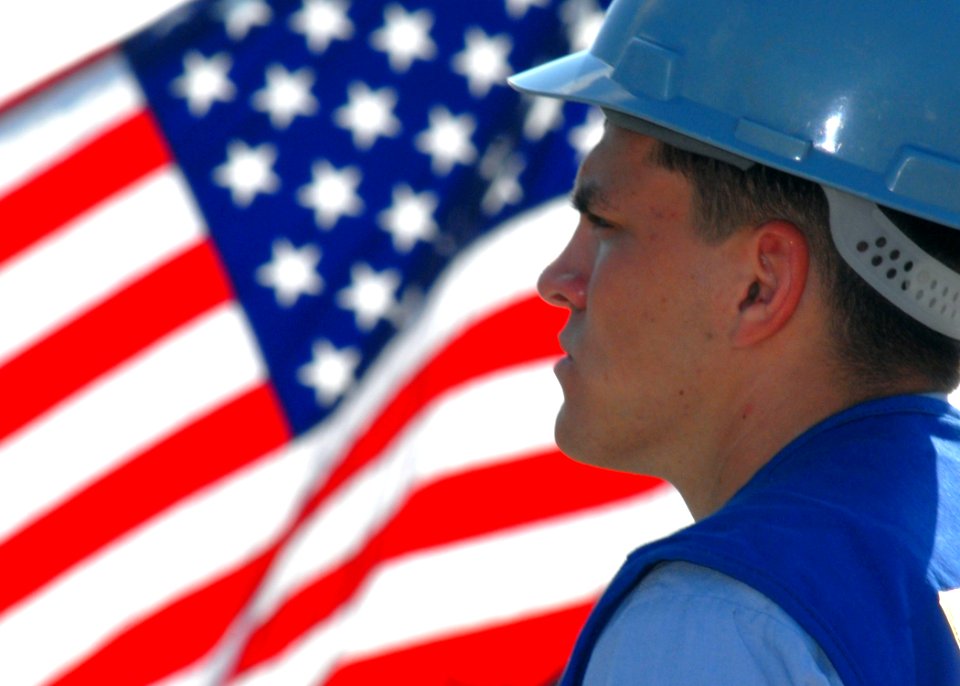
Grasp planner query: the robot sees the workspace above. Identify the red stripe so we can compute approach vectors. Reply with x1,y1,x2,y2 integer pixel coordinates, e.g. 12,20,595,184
324,601,593,686
231,451,661,674
10,292,567,683
0,384,289,618
49,548,280,686
378,451,662,558
0,110,170,265
220,296,565,670
304,294,565,516
0,240,232,443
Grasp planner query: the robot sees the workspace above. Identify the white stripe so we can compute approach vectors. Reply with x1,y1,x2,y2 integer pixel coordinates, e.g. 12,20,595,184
237,489,692,686
299,199,575,487
151,662,214,686
0,167,205,366
0,425,320,686
420,198,573,334
245,362,561,621
183,201,576,680
409,362,562,482
0,304,265,544
0,53,143,197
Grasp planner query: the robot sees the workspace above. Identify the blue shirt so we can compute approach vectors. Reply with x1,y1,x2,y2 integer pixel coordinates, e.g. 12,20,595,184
585,561,844,684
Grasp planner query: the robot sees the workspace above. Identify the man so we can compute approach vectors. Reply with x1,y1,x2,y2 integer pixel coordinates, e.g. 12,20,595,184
508,1,960,684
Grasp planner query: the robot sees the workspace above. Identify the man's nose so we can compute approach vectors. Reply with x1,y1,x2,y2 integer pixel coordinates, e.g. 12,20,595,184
537,235,588,311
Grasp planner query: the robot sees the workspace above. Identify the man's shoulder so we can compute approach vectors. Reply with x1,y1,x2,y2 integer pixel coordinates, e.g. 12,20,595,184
584,561,845,685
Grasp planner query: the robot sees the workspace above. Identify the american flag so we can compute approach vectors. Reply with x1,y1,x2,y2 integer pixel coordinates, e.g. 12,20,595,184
0,0,691,683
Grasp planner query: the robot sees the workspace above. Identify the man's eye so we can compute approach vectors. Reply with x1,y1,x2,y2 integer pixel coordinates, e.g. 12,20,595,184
588,213,614,230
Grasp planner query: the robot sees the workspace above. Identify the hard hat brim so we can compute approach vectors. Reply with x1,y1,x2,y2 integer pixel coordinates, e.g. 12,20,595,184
509,51,619,104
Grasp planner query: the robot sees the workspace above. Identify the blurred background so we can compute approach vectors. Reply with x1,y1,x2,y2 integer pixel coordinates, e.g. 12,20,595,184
0,1,693,684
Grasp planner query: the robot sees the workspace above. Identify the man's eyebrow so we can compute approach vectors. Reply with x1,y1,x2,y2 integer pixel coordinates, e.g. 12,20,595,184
570,181,610,215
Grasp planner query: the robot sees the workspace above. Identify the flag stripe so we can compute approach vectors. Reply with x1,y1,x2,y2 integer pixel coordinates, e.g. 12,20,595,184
216,302,567,666
0,110,170,265
0,168,205,366
373,449,663,559
0,54,142,197
233,490,688,686
50,548,277,686
231,451,662,675
0,305,265,543
299,294,565,513
0,384,289,618
238,362,564,634
0,427,318,686
322,602,593,686
326,491,687,668
0,240,231,443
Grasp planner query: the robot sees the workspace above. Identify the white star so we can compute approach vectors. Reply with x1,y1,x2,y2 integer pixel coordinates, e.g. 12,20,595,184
369,4,437,73
214,0,273,40
297,160,364,229
451,27,513,98
569,108,605,158
170,51,236,116
378,184,438,253
333,82,401,150
336,263,402,332
560,0,605,51
415,106,478,175
255,238,323,307
252,64,319,129
298,339,361,406
479,143,526,216
290,0,354,54
505,0,549,18
212,140,280,207
523,96,564,141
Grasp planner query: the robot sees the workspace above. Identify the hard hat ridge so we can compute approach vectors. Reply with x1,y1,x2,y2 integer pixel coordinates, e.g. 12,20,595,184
508,0,960,231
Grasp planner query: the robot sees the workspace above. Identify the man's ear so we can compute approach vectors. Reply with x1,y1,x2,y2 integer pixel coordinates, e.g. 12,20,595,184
732,220,810,347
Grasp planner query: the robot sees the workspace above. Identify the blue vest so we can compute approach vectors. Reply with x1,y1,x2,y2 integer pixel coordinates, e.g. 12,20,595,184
561,396,960,685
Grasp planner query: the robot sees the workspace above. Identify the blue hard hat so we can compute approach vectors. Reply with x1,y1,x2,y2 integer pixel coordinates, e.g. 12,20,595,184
509,0,960,230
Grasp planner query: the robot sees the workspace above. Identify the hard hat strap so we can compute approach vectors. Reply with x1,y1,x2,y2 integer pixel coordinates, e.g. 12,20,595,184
826,186,960,340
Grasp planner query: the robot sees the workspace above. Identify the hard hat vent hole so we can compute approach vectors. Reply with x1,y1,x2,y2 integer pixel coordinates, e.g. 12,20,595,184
886,268,897,279
902,280,910,291
890,250,901,260
905,261,914,272
856,241,869,253
875,237,887,248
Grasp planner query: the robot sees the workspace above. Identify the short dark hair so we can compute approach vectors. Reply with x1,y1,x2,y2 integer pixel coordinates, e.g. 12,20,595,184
651,142,960,392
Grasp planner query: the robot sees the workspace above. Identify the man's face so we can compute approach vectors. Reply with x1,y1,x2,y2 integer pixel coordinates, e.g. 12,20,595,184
538,124,738,477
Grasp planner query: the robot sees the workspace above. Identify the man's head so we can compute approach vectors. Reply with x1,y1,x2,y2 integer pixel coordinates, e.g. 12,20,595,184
539,120,960,517
652,141,960,393
512,0,960,515
539,123,824,500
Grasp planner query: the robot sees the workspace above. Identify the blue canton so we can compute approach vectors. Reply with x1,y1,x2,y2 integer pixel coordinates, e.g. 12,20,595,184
125,0,608,435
